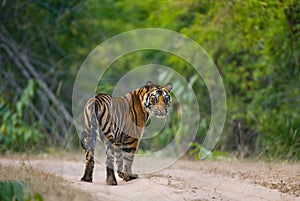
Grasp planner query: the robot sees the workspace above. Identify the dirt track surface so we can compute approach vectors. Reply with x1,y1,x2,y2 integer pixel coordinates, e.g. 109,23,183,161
1,157,299,201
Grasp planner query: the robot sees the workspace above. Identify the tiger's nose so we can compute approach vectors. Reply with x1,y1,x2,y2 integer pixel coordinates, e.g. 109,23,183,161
158,106,167,115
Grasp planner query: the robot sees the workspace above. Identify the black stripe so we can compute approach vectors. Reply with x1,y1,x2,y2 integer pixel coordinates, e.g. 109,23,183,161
102,119,110,134
102,94,111,102
98,107,106,125
93,102,98,115
95,95,102,102
144,93,150,107
123,95,130,104
103,129,111,136
124,155,134,161
84,108,91,129
122,147,136,153
137,87,143,95
131,93,138,126
113,103,121,123
122,139,136,146
115,154,122,159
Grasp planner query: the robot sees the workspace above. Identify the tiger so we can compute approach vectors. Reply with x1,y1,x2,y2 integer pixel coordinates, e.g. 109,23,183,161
80,81,173,185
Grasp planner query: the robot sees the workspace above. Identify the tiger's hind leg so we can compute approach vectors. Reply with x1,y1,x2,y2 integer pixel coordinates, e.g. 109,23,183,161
105,144,117,185
81,114,97,182
81,130,96,182
81,148,95,182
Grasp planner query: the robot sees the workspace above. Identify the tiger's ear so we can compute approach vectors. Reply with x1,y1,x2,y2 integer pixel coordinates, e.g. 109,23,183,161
146,81,153,86
165,83,173,92
145,81,153,90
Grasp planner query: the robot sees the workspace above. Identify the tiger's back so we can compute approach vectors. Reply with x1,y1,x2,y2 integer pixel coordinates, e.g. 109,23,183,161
82,88,149,149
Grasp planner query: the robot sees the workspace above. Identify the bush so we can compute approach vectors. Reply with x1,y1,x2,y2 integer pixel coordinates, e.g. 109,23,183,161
0,180,43,201
0,80,45,152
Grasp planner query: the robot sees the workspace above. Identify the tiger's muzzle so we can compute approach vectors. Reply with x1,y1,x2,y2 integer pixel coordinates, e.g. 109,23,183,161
153,106,168,118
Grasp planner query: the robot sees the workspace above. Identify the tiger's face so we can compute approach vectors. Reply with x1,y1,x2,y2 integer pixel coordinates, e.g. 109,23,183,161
143,81,173,118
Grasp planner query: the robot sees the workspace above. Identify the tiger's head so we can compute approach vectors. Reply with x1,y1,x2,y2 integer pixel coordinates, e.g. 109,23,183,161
143,81,173,118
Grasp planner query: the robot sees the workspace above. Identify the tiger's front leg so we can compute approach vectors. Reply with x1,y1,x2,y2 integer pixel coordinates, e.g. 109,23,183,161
115,148,138,181
115,147,124,179
122,152,139,181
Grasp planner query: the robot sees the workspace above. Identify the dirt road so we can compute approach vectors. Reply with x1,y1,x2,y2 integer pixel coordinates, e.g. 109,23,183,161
1,156,299,201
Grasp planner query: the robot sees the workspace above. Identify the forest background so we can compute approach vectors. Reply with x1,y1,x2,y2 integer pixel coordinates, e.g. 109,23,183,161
0,0,299,160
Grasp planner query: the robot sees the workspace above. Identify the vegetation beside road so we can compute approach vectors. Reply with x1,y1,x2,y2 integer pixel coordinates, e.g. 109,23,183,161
1,0,299,159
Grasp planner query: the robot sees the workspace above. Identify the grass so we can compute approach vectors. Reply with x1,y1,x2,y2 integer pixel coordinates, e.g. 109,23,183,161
0,159,87,201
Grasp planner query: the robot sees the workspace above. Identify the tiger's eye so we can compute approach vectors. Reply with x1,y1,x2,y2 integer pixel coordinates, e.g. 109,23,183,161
164,95,170,102
151,95,157,103
165,95,171,106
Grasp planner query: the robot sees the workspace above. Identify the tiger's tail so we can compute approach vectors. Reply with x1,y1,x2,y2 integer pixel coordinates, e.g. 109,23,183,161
80,130,87,150
81,100,99,183
80,100,98,151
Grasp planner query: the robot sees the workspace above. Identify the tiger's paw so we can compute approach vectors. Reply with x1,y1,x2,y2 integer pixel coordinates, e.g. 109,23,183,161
122,173,139,182
118,171,124,179
129,173,139,180
106,176,118,185
81,176,92,183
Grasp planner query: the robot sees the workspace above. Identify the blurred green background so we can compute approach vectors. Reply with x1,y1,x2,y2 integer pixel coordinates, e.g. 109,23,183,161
0,0,299,160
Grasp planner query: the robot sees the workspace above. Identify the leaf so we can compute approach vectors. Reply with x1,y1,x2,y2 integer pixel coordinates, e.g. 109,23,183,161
25,79,35,98
16,101,23,118
32,193,44,201
12,180,25,201
0,181,13,201
0,180,25,201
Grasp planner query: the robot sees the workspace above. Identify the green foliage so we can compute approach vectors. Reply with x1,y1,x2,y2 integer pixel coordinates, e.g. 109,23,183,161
1,0,299,159
254,88,300,158
189,142,230,160
0,180,43,201
182,0,300,159
0,180,25,201
0,80,45,152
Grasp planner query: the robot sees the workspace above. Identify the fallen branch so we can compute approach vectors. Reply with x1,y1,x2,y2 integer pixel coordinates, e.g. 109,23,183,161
0,25,74,126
